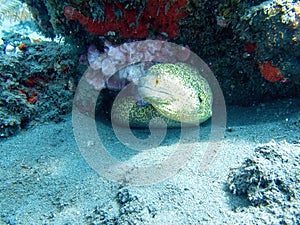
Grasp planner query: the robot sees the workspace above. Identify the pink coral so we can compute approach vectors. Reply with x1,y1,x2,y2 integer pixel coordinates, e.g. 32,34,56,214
87,45,104,70
84,67,105,90
84,40,191,91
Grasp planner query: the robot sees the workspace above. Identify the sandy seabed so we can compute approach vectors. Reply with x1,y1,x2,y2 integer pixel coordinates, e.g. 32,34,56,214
1,98,299,225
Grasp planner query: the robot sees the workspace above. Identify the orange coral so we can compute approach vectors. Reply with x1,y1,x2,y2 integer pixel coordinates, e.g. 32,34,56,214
259,61,284,82
61,66,69,73
19,89,39,104
64,0,188,39
18,43,27,51
27,95,38,104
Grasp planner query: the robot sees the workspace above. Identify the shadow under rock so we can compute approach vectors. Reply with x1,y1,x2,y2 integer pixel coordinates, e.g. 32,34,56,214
94,90,212,162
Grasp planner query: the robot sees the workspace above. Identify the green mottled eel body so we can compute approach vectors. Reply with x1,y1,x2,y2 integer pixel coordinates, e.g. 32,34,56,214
111,63,213,128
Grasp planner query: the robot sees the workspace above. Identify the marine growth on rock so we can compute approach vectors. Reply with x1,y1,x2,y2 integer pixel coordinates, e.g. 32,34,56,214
83,40,191,91
63,0,188,39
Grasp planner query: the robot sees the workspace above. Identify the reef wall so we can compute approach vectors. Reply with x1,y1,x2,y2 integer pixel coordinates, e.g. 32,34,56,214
23,0,300,104
1,0,300,136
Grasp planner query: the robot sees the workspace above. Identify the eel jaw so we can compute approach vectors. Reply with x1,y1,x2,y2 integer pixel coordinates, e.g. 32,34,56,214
137,86,173,104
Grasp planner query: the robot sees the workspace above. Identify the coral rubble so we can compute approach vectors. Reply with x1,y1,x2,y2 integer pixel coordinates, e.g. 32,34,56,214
85,188,155,224
227,140,300,224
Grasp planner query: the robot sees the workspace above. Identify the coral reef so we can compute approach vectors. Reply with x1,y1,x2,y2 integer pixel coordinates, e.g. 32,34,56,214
227,140,300,224
237,0,300,84
0,108,22,137
63,0,188,39
15,0,300,104
192,0,300,103
0,28,81,137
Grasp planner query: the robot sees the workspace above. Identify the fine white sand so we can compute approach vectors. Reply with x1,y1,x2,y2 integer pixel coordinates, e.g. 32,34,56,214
1,98,299,224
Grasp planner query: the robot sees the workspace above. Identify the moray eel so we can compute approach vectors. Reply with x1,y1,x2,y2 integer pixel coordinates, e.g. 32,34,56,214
111,63,213,128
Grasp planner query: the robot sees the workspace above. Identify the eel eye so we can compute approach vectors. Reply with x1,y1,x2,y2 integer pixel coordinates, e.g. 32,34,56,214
198,95,203,103
154,78,160,86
